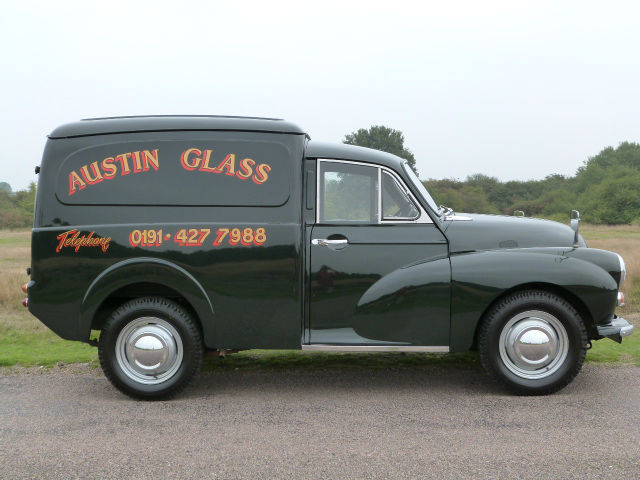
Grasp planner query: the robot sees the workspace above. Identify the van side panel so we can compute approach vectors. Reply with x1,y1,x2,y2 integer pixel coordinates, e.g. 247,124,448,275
30,130,305,349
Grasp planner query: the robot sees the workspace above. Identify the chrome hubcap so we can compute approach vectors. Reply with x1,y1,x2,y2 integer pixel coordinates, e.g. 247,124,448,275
115,317,183,385
499,310,569,380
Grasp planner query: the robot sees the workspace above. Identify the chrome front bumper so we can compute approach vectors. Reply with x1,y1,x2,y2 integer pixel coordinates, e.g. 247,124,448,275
597,316,635,343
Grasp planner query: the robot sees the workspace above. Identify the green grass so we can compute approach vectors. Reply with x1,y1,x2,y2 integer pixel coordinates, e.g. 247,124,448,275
0,333,97,367
0,236,30,247
587,331,640,365
0,311,98,367
0,308,637,369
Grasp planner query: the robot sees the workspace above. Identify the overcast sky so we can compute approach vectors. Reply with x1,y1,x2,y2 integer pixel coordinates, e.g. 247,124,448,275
1,1,638,190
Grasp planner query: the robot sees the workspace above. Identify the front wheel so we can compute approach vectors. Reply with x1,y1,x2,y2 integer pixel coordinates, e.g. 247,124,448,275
478,290,588,395
98,297,203,399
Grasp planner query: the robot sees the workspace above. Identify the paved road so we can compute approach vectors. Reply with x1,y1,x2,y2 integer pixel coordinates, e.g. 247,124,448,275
1,363,639,479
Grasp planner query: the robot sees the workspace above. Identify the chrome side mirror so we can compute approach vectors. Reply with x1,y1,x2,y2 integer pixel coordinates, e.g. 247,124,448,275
570,210,580,246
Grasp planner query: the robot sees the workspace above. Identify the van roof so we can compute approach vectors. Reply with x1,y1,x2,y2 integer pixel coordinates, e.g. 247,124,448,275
48,115,306,138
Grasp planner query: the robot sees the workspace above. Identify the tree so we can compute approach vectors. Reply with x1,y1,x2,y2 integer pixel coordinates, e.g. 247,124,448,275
579,168,640,224
343,125,418,174
0,182,36,228
0,182,11,193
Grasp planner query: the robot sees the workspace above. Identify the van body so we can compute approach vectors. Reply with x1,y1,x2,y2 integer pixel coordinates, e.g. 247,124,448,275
27,115,633,398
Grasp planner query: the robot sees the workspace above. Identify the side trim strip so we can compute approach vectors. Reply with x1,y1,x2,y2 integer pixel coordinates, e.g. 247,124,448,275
301,345,449,353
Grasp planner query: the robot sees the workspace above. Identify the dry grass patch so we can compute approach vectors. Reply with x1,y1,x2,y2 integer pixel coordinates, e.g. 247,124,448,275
0,229,30,312
580,224,640,239
581,224,640,316
0,229,31,243
0,271,29,309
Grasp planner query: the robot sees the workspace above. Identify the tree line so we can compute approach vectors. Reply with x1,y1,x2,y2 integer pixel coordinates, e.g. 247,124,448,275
345,126,640,224
1,130,639,228
423,141,640,224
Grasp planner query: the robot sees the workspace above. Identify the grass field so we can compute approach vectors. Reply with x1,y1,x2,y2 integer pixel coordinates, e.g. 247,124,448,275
0,226,638,368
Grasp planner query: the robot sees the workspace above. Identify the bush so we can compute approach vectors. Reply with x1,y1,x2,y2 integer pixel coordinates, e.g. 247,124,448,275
580,171,640,224
0,182,36,229
423,142,640,224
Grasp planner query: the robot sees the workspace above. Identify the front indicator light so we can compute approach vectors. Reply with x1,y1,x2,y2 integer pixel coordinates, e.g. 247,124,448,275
618,292,625,307
22,283,28,293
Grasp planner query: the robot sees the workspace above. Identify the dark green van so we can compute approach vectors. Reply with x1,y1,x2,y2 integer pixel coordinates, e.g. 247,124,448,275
25,115,633,398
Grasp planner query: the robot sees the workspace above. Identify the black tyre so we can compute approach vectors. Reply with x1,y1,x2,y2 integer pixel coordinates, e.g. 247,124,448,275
478,290,588,395
98,297,203,400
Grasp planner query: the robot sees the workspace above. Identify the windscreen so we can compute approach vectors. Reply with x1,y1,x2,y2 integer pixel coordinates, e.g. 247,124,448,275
402,162,439,213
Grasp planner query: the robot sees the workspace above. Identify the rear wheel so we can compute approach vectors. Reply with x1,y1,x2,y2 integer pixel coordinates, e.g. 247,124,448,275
98,297,203,399
478,290,588,395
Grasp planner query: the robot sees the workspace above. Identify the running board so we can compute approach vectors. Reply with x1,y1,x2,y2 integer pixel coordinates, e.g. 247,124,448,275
301,345,449,353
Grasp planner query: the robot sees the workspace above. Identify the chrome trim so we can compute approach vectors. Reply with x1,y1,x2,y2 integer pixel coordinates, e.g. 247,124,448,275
570,210,581,247
315,158,432,225
498,310,569,380
301,345,449,352
316,156,321,222
616,253,626,286
115,317,183,385
402,161,440,214
621,323,634,338
311,238,348,248
443,215,473,221
377,167,382,222
597,316,634,340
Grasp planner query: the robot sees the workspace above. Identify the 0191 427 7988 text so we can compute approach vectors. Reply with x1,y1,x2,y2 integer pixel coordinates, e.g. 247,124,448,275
128,227,267,248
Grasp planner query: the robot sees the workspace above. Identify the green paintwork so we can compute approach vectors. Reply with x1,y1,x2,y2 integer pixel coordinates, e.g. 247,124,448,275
28,117,627,353
449,247,618,351
309,225,450,346
30,126,306,350
443,213,588,252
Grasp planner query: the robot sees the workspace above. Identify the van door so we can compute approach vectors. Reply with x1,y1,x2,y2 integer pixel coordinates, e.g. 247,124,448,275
307,159,450,348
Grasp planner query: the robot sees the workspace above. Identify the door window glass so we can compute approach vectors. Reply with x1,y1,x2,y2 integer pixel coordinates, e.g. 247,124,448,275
319,162,378,223
382,171,419,220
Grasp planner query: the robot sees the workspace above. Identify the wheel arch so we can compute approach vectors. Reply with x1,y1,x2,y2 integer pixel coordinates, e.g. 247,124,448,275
80,258,216,348
470,282,596,351
449,250,618,352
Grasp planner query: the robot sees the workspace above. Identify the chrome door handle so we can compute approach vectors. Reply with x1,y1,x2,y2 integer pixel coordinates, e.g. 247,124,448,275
312,238,349,248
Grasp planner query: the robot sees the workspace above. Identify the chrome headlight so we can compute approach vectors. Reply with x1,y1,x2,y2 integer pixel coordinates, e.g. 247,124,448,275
617,253,626,287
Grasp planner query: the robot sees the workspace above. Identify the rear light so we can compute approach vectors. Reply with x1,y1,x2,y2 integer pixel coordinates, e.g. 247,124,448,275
618,292,625,307
21,283,29,307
